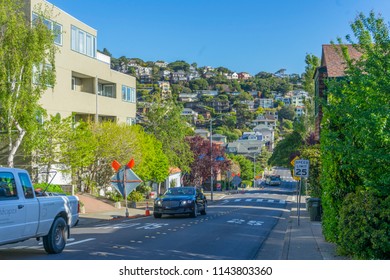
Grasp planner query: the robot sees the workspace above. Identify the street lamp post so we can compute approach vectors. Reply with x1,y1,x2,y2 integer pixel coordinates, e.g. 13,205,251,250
253,154,256,187
248,152,259,188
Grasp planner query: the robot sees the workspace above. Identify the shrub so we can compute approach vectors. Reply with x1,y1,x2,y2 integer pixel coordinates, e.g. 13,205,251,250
128,190,144,202
338,191,390,259
106,191,123,202
33,183,67,194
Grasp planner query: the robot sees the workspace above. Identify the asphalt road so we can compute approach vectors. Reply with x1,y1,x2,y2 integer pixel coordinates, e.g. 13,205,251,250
0,169,296,260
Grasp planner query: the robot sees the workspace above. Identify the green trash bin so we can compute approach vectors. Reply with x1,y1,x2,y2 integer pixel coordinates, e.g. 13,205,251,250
307,198,322,221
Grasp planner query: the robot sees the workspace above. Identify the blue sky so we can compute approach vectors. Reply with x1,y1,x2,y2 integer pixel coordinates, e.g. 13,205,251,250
47,0,390,75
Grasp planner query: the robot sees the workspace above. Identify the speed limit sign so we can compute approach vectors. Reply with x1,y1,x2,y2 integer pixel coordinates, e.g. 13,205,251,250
294,160,309,178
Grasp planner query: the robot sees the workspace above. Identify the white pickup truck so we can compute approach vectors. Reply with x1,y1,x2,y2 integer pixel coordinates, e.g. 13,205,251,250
0,167,79,254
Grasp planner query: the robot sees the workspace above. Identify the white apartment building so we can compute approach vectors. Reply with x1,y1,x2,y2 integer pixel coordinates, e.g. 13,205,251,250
25,0,137,125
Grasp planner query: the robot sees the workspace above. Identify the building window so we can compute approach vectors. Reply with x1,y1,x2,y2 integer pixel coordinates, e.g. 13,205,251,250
32,13,62,46
71,77,76,90
71,25,96,58
122,85,136,103
32,63,53,87
98,84,115,98
126,117,135,125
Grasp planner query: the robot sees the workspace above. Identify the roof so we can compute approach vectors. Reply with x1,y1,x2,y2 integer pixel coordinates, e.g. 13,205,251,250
169,167,181,175
321,44,362,77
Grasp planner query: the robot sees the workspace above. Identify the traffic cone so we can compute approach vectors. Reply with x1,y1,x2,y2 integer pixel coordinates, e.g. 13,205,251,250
145,202,150,216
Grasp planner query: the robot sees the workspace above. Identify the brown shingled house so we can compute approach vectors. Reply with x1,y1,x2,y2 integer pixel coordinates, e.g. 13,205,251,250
313,44,362,141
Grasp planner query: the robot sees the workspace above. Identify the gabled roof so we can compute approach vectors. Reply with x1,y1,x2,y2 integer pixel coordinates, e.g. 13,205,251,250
321,44,362,77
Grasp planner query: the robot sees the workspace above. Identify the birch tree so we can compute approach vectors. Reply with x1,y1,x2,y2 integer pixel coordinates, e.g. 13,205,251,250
0,0,56,167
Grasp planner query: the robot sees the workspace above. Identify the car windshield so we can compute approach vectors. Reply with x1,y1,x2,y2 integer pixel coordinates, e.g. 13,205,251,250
165,187,195,196
270,176,280,180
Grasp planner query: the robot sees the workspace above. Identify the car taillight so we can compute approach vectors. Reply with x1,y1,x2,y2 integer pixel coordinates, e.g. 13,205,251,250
77,201,80,213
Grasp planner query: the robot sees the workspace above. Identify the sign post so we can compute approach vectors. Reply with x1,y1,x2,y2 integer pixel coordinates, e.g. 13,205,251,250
293,159,310,226
110,159,142,218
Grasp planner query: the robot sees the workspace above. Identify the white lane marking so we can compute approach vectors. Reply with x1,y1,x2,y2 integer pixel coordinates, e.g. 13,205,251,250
245,199,252,202
268,199,274,203
234,199,241,202
247,220,264,226
256,199,263,202
227,219,245,224
94,223,141,230
66,238,96,246
279,200,286,204
136,223,168,230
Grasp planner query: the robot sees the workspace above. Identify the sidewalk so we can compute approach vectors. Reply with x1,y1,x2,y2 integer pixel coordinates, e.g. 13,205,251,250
256,195,346,260
76,191,345,260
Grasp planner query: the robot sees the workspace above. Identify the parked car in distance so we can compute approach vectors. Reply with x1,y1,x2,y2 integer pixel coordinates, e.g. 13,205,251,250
265,175,282,186
153,187,207,218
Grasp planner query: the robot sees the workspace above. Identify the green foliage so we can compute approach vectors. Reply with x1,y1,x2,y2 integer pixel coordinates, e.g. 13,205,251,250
144,99,193,173
26,114,73,181
106,191,123,202
278,105,296,121
320,12,390,255
268,131,304,167
302,54,320,95
189,78,209,91
167,60,190,72
338,191,390,259
128,190,144,202
228,154,253,181
33,183,66,194
0,0,57,167
258,146,272,171
61,121,168,193
300,145,321,197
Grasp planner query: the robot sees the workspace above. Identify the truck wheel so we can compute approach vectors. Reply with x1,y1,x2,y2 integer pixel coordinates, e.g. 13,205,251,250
153,212,162,218
43,216,67,254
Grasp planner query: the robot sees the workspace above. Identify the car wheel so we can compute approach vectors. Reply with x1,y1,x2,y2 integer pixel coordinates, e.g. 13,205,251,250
43,216,67,254
154,212,162,218
200,203,207,215
190,203,198,218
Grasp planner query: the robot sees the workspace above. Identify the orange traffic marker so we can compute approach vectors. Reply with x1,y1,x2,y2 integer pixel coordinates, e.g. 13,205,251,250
111,160,121,171
145,202,150,216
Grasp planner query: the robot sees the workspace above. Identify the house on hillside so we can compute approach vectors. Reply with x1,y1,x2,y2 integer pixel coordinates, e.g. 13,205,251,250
226,140,265,156
179,93,199,102
258,98,274,109
251,114,277,129
253,125,275,151
313,44,362,141
241,132,263,141
211,134,227,144
181,108,198,124
238,72,251,80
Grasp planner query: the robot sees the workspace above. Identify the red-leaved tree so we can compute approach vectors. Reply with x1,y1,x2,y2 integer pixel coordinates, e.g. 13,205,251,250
184,135,231,187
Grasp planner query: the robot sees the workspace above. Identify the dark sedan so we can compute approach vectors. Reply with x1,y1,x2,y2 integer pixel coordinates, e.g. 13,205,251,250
153,187,207,218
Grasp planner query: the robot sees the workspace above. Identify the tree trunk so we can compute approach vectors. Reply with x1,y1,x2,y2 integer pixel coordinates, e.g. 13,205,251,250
7,121,26,168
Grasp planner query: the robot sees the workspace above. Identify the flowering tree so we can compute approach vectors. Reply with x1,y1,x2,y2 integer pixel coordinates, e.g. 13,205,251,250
184,135,231,187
